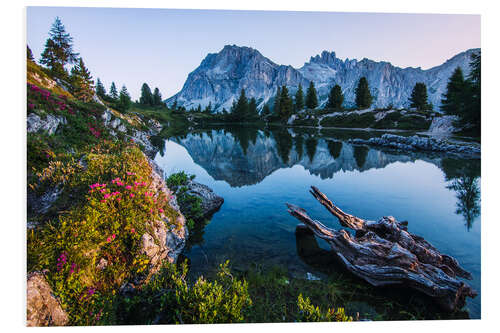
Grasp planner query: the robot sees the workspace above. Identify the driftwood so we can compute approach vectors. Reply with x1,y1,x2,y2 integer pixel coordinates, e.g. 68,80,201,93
286,186,477,312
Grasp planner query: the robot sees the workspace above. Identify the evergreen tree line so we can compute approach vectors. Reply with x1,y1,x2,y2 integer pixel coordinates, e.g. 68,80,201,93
139,83,164,107
440,52,481,135
31,17,174,113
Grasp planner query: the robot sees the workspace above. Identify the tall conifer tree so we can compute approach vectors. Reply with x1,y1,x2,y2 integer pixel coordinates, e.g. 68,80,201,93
95,78,106,98
326,84,344,109
305,81,318,109
109,82,118,100
70,57,94,102
441,67,466,116
140,83,153,105
409,82,430,111
39,17,79,78
295,84,305,111
153,87,163,106
355,77,373,109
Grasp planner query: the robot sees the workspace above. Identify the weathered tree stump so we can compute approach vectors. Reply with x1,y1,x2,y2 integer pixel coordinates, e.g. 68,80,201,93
286,186,477,312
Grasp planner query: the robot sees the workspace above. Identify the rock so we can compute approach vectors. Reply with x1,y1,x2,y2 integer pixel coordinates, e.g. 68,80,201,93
101,109,112,125
427,115,458,135
147,119,162,134
142,158,188,267
350,134,480,159
27,113,66,135
166,44,478,112
306,272,321,281
185,180,224,218
27,271,68,327
109,118,121,129
129,130,157,158
28,185,62,215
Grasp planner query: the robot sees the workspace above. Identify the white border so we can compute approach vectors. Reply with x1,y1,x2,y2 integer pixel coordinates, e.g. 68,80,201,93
2,1,499,332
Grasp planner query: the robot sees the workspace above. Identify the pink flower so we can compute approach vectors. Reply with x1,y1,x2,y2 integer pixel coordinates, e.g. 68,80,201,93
100,199,106,203
112,234,116,240
116,197,122,202
130,228,135,233
104,193,111,199
129,193,134,198
107,236,111,242
125,185,132,190
159,208,164,213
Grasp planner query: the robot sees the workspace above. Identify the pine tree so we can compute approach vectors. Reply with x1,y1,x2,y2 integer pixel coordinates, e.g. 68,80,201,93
305,81,318,109
261,104,271,118
203,102,212,114
441,67,466,116
69,58,94,102
274,86,281,116
109,82,118,100
464,52,481,134
27,45,34,61
409,82,430,111
95,78,106,98
231,89,249,121
119,85,131,111
355,77,373,109
279,86,293,122
153,87,163,106
248,97,259,120
295,84,305,111
140,83,153,106
39,17,79,79
326,84,344,109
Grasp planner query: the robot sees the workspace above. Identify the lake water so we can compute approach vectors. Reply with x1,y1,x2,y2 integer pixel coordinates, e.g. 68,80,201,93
154,126,481,319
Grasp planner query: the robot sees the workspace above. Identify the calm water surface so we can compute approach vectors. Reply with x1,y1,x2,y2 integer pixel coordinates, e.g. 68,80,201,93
154,126,481,319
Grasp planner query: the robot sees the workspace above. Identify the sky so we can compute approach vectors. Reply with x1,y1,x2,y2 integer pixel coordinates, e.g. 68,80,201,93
26,7,480,100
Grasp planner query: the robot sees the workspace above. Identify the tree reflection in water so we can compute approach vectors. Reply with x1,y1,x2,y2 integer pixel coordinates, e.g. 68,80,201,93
442,158,481,231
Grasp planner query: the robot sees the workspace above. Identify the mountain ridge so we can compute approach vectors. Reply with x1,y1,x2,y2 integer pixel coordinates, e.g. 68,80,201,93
166,45,480,112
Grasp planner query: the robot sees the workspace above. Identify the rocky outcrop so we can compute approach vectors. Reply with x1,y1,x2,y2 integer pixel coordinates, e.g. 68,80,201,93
186,180,224,218
144,158,188,269
166,45,479,112
27,185,62,216
27,113,66,135
350,134,480,158
27,271,68,327
427,115,458,135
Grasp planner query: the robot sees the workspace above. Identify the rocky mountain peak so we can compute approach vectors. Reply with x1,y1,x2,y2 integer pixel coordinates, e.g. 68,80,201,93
166,45,480,112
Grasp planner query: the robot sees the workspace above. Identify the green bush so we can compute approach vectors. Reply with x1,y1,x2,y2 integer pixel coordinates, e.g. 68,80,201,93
297,294,352,322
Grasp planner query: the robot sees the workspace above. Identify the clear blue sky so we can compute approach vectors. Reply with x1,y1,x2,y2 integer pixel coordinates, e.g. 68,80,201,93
27,7,480,100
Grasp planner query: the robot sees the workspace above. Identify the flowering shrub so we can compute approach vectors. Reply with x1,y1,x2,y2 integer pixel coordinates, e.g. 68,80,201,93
28,142,183,325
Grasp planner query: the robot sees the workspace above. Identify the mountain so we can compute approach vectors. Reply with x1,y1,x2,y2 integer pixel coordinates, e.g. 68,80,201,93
166,45,479,112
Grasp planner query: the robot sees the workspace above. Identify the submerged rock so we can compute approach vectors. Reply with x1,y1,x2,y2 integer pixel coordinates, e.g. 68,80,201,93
27,271,68,327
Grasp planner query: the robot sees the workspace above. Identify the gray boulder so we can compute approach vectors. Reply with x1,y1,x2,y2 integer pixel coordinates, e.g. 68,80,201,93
27,113,66,135
27,271,68,326
186,180,224,218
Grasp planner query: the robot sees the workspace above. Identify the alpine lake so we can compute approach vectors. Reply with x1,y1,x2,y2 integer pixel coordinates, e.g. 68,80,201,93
152,125,481,320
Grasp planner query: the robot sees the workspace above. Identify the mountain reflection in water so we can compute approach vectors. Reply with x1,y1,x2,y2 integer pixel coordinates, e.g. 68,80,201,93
153,125,481,318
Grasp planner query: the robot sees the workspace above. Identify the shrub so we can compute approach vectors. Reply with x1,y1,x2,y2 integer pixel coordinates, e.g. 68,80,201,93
28,143,182,325
116,260,252,324
297,294,352,322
